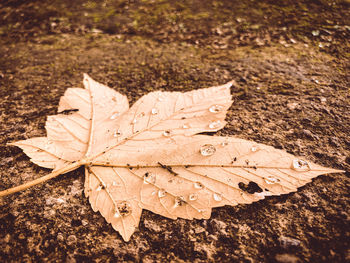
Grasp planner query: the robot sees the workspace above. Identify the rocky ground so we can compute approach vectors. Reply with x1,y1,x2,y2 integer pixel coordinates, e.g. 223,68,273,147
0,0,349,262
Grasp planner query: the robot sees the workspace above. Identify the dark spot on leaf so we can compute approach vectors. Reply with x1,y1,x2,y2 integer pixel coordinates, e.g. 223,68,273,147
238,181,263,194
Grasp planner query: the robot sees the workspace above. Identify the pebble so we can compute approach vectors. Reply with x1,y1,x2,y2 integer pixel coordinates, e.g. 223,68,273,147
279,236,301,248
275,253,300,263
303,129,314,139
66,235,77,245
287,102,299,111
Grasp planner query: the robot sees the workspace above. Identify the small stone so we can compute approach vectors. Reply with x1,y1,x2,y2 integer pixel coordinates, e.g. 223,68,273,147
320,97,327,103
57,233,64,242
279,236,301,249
303,129,314,139
312,30,320,36
275,253,300,263
287,102,299,111
66,235,77,246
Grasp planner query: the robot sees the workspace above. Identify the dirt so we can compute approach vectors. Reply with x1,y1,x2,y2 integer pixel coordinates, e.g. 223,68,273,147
0,0,349,262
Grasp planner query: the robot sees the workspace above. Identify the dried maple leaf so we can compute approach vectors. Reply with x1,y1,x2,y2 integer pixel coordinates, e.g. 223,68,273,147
1,74,343,241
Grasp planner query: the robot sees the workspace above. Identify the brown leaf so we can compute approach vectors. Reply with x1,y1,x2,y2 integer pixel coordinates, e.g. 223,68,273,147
5,74,342,241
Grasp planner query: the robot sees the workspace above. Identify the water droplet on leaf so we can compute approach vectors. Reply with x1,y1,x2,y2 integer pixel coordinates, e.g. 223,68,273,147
174,196,185,207
113,129,122,137
264,176,280,185
194,182,203,189
151,108,158,115
143,172,156,184
163,130,171,137
209,120,221,129
213,193,223,201
189,193,198,201
110,112,120,120
200,144,216,156
209,104,224,113
117,201,132,217
158,189,166,198
292,159,310,171
251,146,258,152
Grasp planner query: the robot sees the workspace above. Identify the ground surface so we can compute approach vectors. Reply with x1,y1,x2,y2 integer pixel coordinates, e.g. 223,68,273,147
0,0,349,262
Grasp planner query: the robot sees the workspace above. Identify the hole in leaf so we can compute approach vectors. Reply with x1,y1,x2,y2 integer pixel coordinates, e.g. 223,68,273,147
238,181,263,194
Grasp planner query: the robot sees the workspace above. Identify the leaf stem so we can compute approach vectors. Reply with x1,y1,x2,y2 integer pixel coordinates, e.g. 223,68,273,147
0,160,86,197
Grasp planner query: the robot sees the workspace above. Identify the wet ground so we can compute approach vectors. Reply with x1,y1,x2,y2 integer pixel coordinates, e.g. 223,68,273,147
0,0,349,262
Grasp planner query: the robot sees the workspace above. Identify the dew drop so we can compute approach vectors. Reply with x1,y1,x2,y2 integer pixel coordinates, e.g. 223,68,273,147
251,145,258,152
158,94,165,101
292,159,310,171
117,201,132,217
182,123,189,129
151,108,158,115
112,181,118,186
113,211,120,218
132,118,137,124
209,104,224,113
158,189,166,198
110,112,120,120
174,196,185,207
163,130,171,137
200,144,216,156
194,182,203,189
213,193,223,202
208,120,221,129
113,129,122,137
96,185,103,191
138,112,145,118
189,193,198,201
143,172,156,184
264,176,280,185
